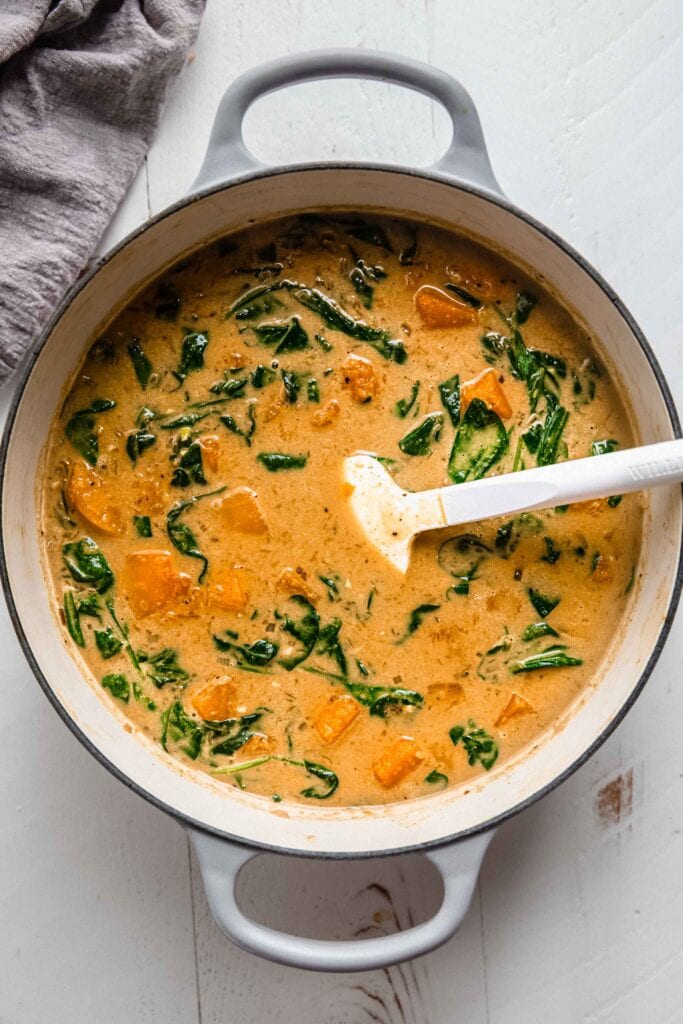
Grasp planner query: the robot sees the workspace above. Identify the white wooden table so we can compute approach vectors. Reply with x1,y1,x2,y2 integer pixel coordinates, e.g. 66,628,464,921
2,2,682,1020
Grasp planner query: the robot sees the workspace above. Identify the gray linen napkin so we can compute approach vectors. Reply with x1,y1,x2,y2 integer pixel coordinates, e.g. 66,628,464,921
0,0,204,382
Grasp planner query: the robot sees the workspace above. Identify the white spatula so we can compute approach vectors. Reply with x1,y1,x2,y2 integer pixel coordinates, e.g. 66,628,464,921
343,439,683,573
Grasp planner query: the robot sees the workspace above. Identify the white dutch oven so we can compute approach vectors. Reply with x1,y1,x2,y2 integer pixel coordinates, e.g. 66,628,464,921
2,50,681,973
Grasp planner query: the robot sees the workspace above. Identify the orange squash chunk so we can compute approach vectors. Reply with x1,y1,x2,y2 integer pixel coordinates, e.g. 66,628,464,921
66,462,123,535
277,566,318,604
313,694,361,744
373,736,424,788
199,435,220,473
208,569,250,612
461,368,513,420
191,680,236,721
240,733,276,757
495,692,535,728
217,487,268,535
340,354,378,403
312,399,341,427
414,285,477,328
123,551,191,617
592,553,615,583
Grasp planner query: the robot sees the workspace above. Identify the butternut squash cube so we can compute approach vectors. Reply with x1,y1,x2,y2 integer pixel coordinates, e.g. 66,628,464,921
414,285,477,328
123,551,191,617
461,368,513,420
217,487,268,535
373,736,424,788
191,680,236,722
240,733,276,757
208,569,250,612
312,399,341,427
313,694,361,744
66,462,123,535
495,692,535,728
340,354,378,403
198,435,220,473
592,553,615,583
277,566,318,603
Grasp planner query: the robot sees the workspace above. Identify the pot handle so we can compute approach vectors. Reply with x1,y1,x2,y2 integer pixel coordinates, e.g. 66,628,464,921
187,826,494,972
191,49,502,195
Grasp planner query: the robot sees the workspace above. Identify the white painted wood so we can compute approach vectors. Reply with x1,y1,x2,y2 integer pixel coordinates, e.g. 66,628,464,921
1,0,682,1019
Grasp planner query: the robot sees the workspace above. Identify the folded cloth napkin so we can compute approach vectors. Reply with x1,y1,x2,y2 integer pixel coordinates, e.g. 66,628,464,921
0,0,204,383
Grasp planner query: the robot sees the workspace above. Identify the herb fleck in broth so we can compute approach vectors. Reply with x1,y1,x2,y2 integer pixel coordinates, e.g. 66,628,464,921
42,213,642,805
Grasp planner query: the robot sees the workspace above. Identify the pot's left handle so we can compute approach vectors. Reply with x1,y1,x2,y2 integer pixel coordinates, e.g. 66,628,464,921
187,827,494,973
191,49,502,195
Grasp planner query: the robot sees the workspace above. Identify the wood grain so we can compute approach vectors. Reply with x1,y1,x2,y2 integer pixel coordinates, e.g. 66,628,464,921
1,0,682,1020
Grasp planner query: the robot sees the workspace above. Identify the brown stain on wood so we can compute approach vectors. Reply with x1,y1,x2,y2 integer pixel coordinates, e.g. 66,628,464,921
596,768,634,825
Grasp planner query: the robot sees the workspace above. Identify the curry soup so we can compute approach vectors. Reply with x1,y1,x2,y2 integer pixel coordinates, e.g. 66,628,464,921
41,213,642,806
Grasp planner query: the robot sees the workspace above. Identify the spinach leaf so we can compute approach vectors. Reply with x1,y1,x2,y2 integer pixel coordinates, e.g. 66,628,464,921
209,709,268,756
213,633,279,668
64,590,85,647
227,281,407,362
250,364,277,389
221,404,256,446
257,452,308,471
537,401,569,466
133,515,152,538
160,411,210,431
448,398,508,483
515,291,537,325
495,513,543,556
279,596,320,670
425,769,448,785
65,398,116,466
481,331,507,364
142,648,190,688
345,222,393,250
349,266,374,308
160,701,203,759
155,283,181,321
509,645,582,673
78,592,102,618
281,369,300,404
127,339,152,389
396,603,440,643
173,330,209,384
303,667,424,718
307,378,320,402
314,332,333,353
438,535,490,595
316,618,347,676
527,587,560,618
522,422,542,453
318,574,340,601
234,294,285,321
94,627,122,660
166,487,225,582
450,720,498,770
438,374,460,426
299,760,339,799
521,621,559,641
398,412,444,456
209,375,248,398
541,536,561,564
444,283,482,309
126,430,156,464
101,673,129,702
62,537,114,593
395,381,420,418
254,316,308,353
105,600,141,671
172,440,207,487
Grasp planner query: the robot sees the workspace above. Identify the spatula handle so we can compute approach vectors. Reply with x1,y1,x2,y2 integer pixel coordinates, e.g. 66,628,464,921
438,439,683,528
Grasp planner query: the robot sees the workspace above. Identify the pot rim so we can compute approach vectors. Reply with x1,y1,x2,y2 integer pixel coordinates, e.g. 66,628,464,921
2,161,682,859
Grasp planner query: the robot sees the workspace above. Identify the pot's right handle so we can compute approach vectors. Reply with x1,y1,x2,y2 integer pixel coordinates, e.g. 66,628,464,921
188,827,494,973
191,49,502,195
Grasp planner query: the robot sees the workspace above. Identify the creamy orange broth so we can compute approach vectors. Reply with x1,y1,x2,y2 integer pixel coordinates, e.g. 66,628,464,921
41,214,642,806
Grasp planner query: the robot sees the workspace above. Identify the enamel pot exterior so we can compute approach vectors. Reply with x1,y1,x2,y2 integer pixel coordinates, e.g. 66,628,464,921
2,51,681,971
